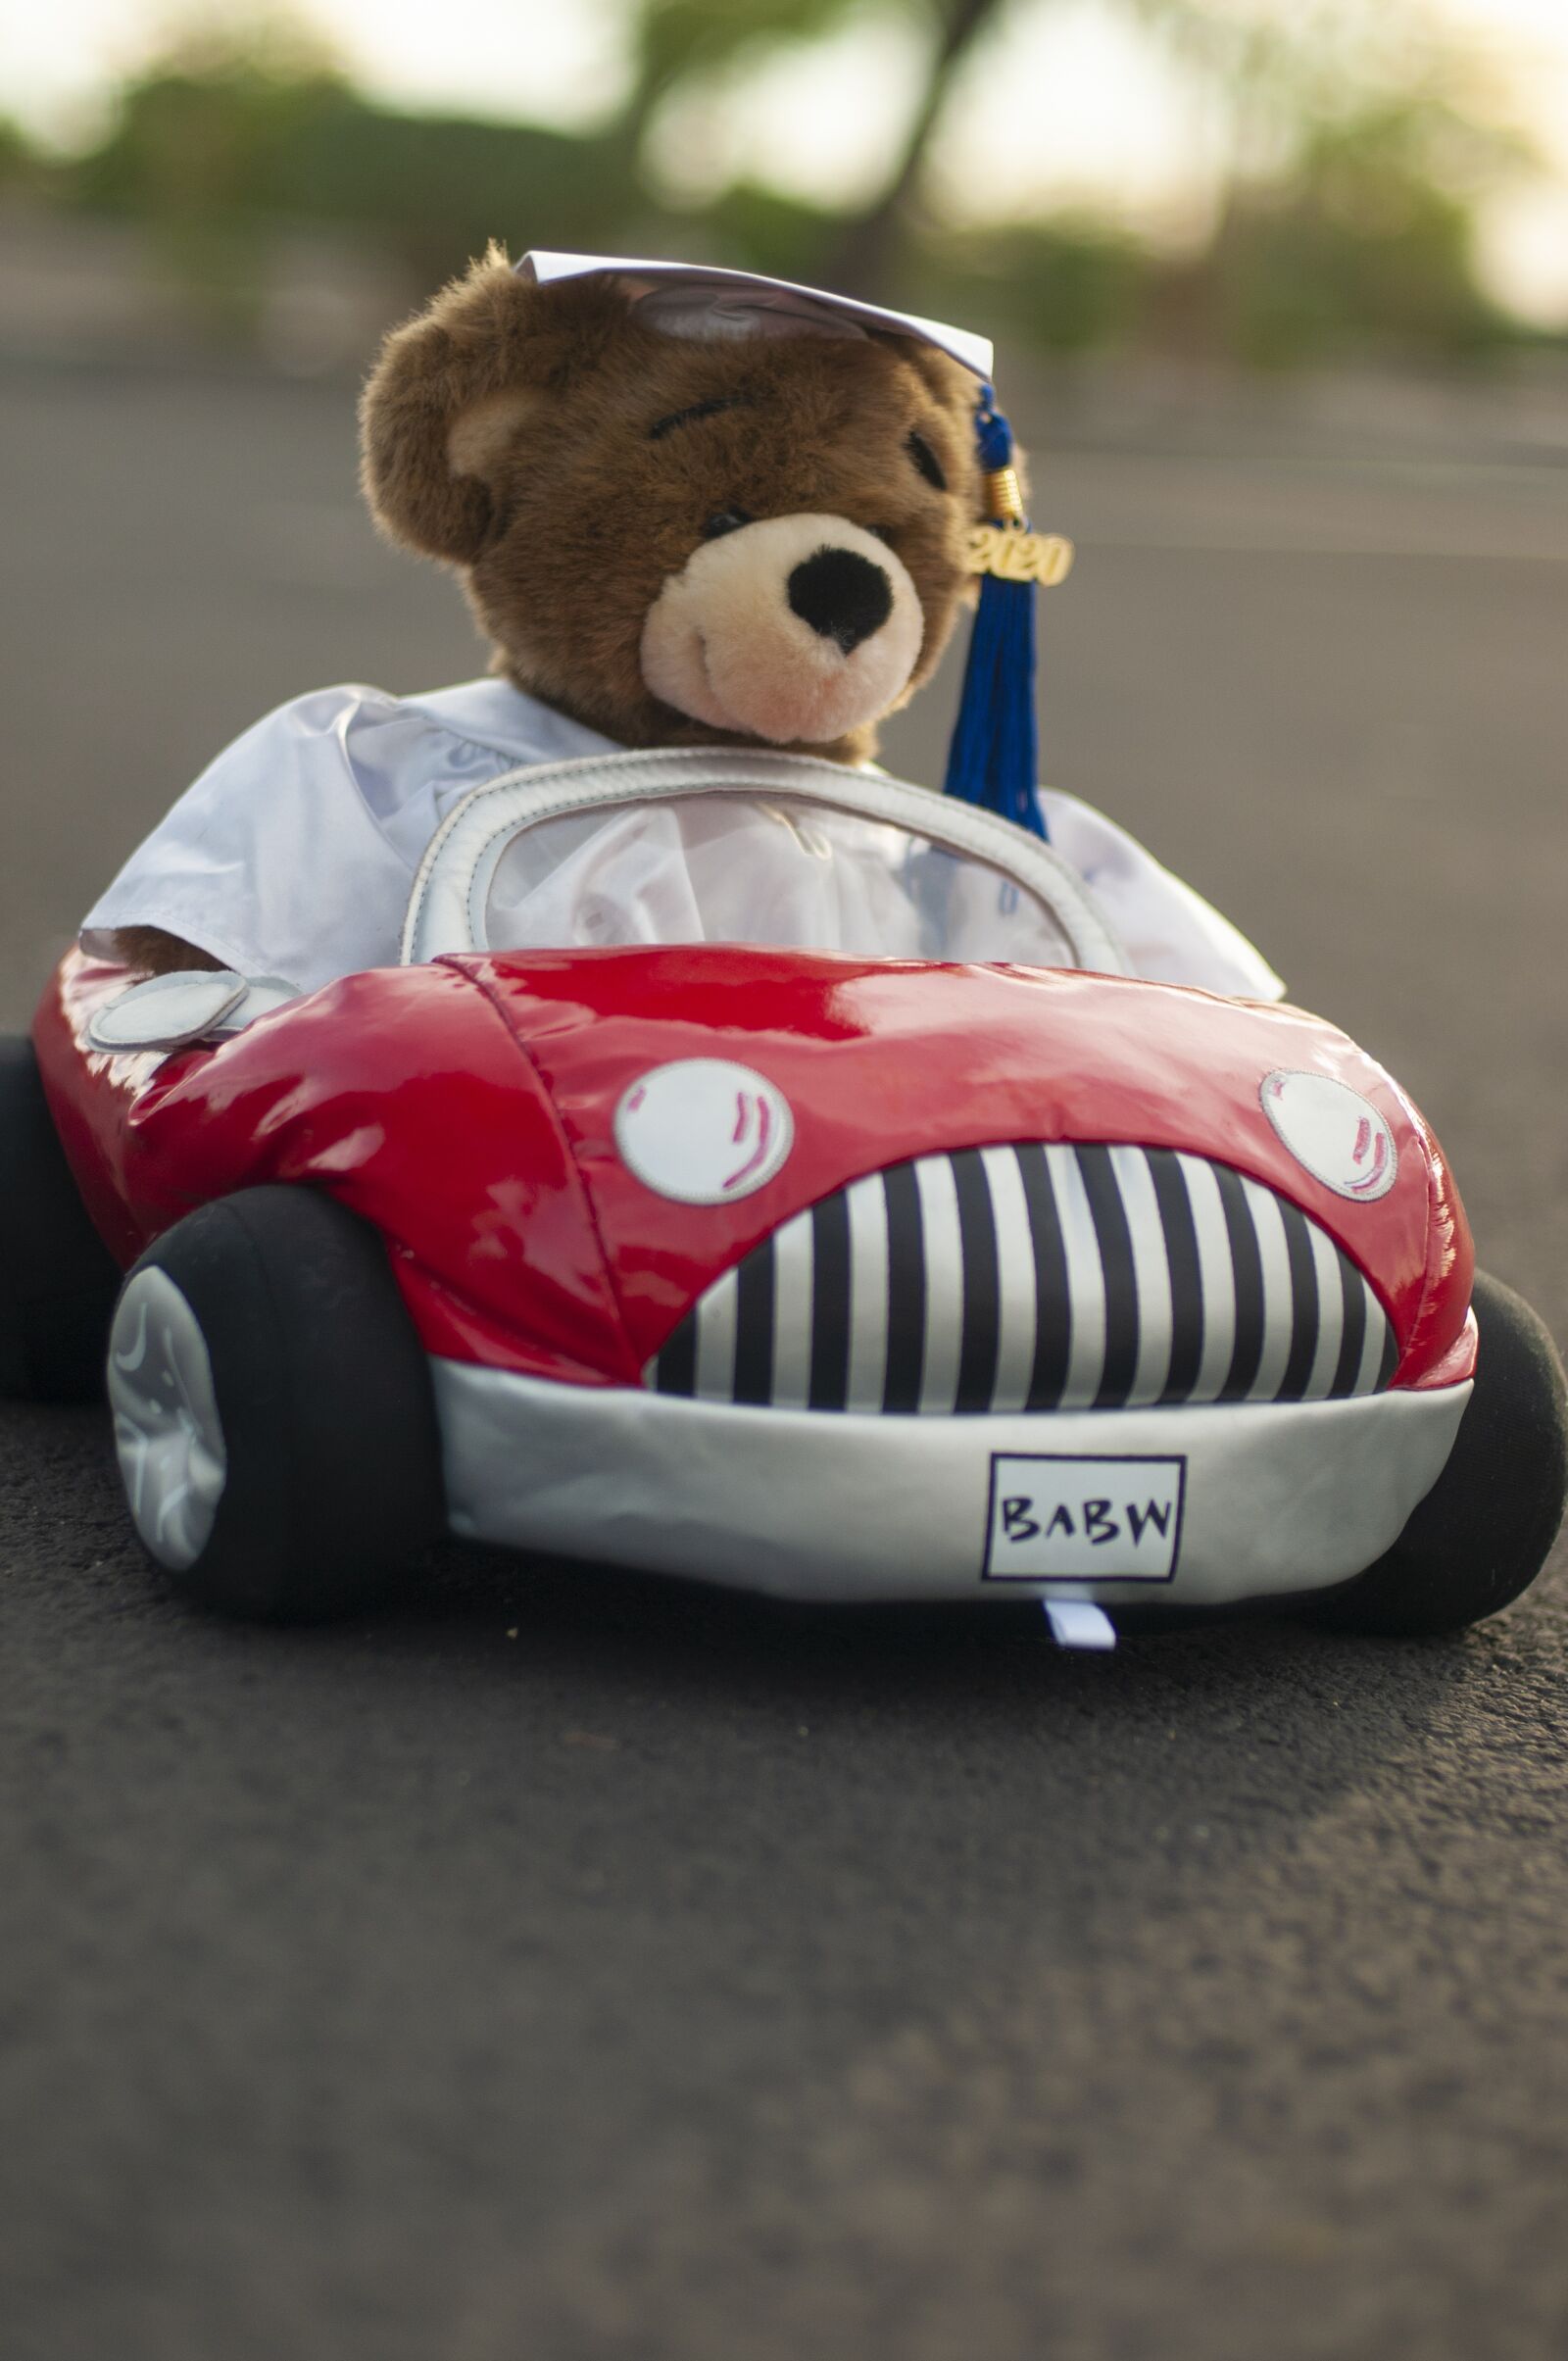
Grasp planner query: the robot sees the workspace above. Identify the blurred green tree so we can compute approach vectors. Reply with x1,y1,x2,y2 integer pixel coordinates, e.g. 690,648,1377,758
920,219,1150,357
1207,105,1511,364
623,0,1009,295
0,117,42,190
1131,0,1528,359
66,17,349,328
27,0,1555,367
68,13,650,297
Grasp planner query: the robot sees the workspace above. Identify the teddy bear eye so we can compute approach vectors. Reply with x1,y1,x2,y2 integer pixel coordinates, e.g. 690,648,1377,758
703,508,753,539
906,430,947,491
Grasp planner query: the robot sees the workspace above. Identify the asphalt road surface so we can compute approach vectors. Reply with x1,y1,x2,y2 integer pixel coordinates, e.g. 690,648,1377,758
4,356,1568,2361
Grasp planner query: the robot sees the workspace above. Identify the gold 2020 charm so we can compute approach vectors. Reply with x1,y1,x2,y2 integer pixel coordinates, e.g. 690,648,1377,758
965,525,1075,586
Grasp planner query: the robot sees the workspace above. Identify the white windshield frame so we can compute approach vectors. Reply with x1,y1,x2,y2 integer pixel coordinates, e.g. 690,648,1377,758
400,746,1131,976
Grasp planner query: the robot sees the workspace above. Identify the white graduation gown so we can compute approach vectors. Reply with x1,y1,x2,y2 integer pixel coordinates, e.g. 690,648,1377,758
81,677,1284,1003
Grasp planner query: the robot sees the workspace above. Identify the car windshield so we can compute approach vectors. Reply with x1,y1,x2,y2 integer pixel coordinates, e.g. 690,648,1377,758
480,790,1083,967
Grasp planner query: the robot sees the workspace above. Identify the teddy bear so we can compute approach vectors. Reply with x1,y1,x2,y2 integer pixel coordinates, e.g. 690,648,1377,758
81,247,1281,1006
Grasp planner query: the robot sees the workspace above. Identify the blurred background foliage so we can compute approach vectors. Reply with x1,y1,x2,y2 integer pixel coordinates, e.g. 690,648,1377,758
0,0,1553,369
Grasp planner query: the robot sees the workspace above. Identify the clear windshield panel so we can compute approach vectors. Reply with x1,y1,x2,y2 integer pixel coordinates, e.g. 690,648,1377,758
481,792,1083,966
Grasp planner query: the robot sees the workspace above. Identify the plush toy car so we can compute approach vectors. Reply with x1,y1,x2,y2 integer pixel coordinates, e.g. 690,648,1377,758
5,747,1563,1642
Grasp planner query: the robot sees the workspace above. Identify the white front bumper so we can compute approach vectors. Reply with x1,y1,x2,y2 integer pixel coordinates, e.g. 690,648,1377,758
430,1360,1470,1608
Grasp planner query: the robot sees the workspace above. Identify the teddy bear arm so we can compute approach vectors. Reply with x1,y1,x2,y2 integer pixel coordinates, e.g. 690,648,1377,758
101,926,224,979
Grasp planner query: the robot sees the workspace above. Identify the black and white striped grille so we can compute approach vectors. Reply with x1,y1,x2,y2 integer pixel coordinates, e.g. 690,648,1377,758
646,1144,1398,1413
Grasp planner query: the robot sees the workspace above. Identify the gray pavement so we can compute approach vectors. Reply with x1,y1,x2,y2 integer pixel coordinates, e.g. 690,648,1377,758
3,357,1568,2360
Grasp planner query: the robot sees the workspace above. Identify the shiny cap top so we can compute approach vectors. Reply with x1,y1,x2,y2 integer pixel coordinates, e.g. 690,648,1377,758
516,250,995,379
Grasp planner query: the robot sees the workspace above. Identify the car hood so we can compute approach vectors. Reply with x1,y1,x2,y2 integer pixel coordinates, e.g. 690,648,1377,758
455,948,1469,1388
37,946,1471,1392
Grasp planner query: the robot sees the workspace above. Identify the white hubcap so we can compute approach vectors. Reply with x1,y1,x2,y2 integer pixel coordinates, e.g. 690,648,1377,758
107,1267,228,1571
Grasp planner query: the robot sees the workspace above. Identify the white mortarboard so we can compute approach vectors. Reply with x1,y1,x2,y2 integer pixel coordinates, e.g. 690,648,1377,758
516,250,994,380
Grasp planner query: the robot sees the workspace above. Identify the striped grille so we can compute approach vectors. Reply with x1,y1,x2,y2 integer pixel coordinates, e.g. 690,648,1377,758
646,1144,1398,1414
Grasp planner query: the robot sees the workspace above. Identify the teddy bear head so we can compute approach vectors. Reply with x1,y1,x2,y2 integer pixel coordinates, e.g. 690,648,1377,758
360,249,1000,764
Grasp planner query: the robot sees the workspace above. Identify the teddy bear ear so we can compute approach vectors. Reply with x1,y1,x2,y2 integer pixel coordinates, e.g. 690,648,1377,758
359,244,578,564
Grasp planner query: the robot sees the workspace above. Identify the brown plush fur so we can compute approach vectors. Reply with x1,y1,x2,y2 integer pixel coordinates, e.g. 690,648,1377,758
106,927,223,976
359,247,990,761
114,247,1004,977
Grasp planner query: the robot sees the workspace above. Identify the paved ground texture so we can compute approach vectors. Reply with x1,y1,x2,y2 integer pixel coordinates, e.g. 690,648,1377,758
3,358,1568,2361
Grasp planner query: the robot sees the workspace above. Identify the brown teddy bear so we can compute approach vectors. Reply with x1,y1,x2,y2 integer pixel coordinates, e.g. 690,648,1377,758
83,248,1280,1008
364,246,982,760
92,247,991,983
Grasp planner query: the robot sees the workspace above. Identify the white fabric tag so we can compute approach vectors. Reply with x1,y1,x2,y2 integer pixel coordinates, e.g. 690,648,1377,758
1043,1601,1118,1650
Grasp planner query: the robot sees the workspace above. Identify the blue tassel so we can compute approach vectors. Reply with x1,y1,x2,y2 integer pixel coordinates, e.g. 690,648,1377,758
942,384,1047,840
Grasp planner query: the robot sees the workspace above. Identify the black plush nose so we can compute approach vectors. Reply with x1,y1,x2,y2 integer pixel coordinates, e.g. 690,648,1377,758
787,547,893,656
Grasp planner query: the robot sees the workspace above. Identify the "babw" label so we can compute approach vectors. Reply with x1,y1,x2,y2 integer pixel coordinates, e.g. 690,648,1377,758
983,1454,1187,1583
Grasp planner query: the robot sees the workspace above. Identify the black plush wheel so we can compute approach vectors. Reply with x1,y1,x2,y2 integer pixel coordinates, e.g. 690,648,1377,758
0,1036,123,1402
1301,1270,1567,1637
106,1185,445,1619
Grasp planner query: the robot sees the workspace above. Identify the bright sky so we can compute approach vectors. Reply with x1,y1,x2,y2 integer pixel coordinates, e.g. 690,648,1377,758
5,0,1568,322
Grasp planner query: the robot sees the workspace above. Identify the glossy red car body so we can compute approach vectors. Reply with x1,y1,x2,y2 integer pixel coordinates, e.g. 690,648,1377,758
33,943,1475,1396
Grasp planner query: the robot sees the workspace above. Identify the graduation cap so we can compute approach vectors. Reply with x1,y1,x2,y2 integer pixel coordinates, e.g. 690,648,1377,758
517,253,1073,840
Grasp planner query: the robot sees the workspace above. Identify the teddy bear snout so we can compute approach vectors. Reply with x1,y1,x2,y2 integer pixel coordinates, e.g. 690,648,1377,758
787,547,895,656
640,512,924,750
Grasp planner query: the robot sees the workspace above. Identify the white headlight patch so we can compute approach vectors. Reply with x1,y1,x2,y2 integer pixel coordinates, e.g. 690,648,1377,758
1260,1070,1397,1203
614,1058,794,1205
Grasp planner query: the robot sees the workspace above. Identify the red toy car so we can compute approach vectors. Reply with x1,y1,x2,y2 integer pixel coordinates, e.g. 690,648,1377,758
4,751,1563,1639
